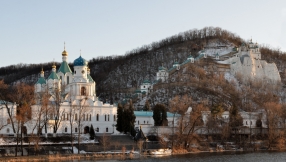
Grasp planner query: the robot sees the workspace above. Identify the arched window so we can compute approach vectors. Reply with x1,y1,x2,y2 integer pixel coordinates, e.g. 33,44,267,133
67,113,69,120
83,114,85,121
114,115,116,121
65,127,67,132
89,114,91,121
138,121,139,125
246,121,248,125
105,114,107,121
67,76,69,84
97,127,99,132
75,114,78,121
86,114,88,121
7,119,10,124
96,114,99,121
81,87,86,96
6,128,10,134
75,128,78,132
144,121,145,124
60,76,62,81
106,127,108,132
108,114,110,121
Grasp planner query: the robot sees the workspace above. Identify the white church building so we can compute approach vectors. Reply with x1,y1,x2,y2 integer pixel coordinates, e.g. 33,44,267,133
30,45,118,135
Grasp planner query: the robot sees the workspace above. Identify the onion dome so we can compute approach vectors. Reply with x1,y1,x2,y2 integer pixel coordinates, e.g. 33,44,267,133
52,64,56,69
41,68,44,75
62,50,68,56
74,56,88,66
62,42,68,56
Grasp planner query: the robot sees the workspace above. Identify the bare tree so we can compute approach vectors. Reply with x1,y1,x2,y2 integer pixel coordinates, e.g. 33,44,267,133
101,132,111,153
74,97,90,154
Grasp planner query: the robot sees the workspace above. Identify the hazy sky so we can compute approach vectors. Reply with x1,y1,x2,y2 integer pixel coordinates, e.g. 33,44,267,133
0,0,285,67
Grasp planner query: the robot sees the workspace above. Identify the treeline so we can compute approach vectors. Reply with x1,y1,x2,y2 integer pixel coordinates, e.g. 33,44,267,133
2,26,284,98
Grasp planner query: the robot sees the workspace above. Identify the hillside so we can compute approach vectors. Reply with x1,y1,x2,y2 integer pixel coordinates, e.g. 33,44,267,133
0,27,286,110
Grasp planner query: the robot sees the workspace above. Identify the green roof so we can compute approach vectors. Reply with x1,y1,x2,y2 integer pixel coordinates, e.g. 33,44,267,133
134,111,180,117
48,71,59,80
134,89,141,93
159,66,167,70
143,80,151,84
87,74,95,82
58,61,72,75
36,77,46,84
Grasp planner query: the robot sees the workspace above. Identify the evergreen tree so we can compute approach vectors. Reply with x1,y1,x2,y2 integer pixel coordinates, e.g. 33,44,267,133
89,124,95,140
116,103,124,132
122,100,136,136
153,104,167,126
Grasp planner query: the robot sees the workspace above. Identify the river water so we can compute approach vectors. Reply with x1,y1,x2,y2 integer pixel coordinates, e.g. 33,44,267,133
90,151,286,162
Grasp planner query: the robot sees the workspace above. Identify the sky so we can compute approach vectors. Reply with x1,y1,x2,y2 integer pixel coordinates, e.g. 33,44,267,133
0,0,286,67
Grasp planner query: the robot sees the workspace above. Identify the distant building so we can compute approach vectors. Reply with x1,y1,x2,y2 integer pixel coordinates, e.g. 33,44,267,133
140,80,153,95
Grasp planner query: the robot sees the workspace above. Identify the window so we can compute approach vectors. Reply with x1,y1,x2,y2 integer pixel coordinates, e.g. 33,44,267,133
67,113,69,120
75,128,78,132
75,71,76,74
114,115,116,121
81,87,86,96
89,114,91,121
105,114,106,121
60,76,62,80
67,76,69,84
7,119,10,124
138,121,139,125
106,127,108,132
144,121,145,124
96,114,99,121
97,127,99,132
108,114,110,121
75,114,78,121
65,127,67,132
246,121,248,125
83,114,85,121
251,121,252,125
6,128,10,134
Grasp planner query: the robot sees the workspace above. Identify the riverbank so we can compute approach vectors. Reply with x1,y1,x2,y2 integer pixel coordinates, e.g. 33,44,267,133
2,147,284,162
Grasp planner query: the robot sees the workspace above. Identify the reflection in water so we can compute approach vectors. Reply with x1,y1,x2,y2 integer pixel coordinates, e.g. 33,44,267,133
65,151,286,162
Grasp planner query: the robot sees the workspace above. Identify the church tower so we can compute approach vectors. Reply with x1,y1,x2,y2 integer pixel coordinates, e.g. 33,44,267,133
57,42,73,86
35,68,47,93
69,52,96,101
48,63,61,92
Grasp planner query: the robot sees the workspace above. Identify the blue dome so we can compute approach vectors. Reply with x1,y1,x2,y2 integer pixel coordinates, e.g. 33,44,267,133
73,56,88,66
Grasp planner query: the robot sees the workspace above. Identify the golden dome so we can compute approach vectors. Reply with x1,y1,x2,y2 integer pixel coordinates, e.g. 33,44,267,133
62,42,68,56
41,67,44,74
62,50,68,56
52,64,56,69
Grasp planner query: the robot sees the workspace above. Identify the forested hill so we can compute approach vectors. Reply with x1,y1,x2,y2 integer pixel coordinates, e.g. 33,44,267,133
0,27,285,97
